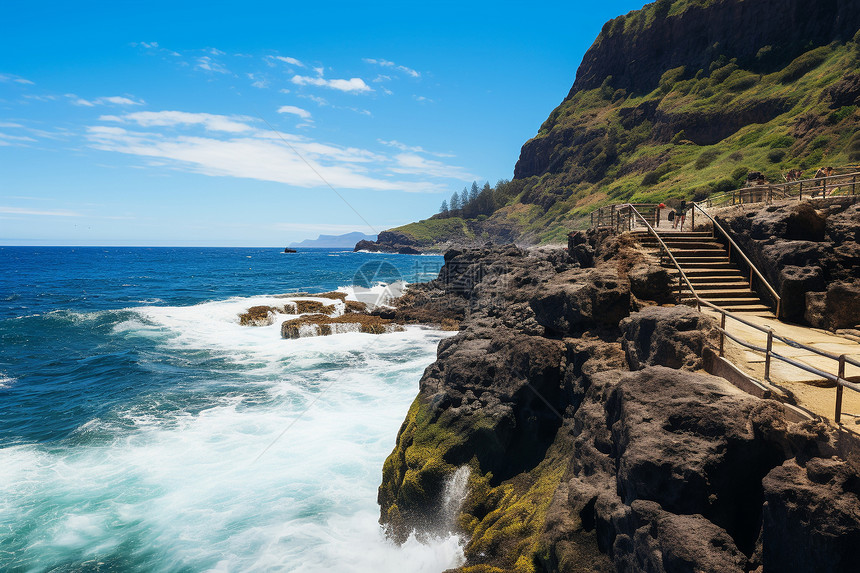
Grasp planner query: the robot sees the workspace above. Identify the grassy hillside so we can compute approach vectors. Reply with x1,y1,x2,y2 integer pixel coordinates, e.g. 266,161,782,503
386,0,860,247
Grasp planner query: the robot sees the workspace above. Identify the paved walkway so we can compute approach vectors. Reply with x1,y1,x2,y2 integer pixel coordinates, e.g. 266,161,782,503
703,309,860,424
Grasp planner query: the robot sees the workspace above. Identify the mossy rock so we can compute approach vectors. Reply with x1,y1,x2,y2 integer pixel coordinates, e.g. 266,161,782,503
238,305,279,326
293,300,330,314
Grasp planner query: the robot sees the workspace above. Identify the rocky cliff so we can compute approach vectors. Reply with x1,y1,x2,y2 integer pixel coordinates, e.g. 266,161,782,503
360,0,860,252
569,0,860,95
378,240,860,572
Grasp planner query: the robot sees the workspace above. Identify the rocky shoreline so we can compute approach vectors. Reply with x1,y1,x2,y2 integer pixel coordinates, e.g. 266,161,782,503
376,236,860,571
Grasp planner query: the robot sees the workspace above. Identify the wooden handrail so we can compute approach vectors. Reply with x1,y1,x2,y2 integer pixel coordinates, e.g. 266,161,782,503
703,170,860,208
690,202,782,317
588,202,860,424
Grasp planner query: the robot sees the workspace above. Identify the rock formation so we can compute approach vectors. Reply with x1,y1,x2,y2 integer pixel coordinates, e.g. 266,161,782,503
716,199,860,328
378,244,860,572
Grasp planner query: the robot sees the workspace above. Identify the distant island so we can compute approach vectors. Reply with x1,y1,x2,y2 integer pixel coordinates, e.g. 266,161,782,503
289,231,377,249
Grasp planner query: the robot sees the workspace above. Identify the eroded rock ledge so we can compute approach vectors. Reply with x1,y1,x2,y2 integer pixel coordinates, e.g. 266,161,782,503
378,242,860,572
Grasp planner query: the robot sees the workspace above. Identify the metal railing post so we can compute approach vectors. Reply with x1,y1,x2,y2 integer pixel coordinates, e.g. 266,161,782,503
719,313,726,357
799,181,803,199
836,355,846,424
765,329,773,381
853,175,857,196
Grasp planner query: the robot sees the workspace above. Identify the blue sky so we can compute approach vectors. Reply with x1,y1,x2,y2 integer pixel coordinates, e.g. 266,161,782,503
0,0,645,246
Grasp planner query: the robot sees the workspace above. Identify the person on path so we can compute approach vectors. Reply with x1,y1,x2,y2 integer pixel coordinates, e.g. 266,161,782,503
674,200,687,231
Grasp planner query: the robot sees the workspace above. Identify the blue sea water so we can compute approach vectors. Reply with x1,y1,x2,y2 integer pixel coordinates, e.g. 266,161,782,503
0,247,464,572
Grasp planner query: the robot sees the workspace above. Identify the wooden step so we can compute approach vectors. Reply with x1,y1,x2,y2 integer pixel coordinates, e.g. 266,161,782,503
675,261,735,269
686,277,750,286
672,269,746,278
693,289,755,298
694,297,767,306
664,248,727,256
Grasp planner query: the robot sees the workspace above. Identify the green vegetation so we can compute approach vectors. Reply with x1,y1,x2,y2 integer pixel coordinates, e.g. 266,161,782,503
384,2,860,247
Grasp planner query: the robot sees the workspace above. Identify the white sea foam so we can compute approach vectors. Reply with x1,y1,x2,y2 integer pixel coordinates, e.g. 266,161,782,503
0,375,15,389
0,293,462,571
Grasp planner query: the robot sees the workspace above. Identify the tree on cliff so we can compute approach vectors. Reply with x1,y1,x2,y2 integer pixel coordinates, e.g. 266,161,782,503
450,191,461,211
439,200,448,214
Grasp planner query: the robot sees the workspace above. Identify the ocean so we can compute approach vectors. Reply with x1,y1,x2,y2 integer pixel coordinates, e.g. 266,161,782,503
0,247,465,572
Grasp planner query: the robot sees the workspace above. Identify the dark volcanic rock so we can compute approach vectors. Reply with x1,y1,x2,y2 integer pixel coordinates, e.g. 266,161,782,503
561,367,841,569
379,244,860,572
627,263,673,304
762,457,860,572
530,268,631,335
354,230,423,254
807,281,860,330
786,202,827,241
716,200,860,328
621,306,718,371
779,265,826,323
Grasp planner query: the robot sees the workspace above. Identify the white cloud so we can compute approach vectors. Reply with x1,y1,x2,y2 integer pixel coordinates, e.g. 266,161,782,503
301,94,329,106
0,74,34,85
390,153,474,180
83,111,466,193
0,132,37,143
378,139,455,158
248,73,269,89
291,75,372,93
278,105,312,119
0,206,81,217
103,111,255,133
363,58,420,78
275,56,304,67
196,56,229,74
68,94,144,107
100,96,144,105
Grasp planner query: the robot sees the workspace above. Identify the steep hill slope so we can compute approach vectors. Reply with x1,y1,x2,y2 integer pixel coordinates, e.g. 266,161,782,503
366,0,860,251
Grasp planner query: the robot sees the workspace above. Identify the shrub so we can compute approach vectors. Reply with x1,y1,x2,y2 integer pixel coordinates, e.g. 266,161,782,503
848,133,860,162
671,130,687,144
711,62,739,84
768,149,786,163
827,105,856,125
731,166,750,182
769,135,794,148
694,149,720,169
653,0,671,19
692,187,711,202
659,66,686,93
728,151,744,161
810,135,829,150
725,70,758,92
611,88,627,102
710,178,736,193
642,171,661,186
777,46,829,83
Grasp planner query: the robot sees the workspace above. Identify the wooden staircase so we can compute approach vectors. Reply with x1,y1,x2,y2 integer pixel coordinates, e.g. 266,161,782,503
631,230,774,315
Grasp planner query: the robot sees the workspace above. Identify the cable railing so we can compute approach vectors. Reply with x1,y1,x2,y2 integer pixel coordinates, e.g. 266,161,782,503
593,203,860,425
700,170,860,209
